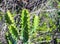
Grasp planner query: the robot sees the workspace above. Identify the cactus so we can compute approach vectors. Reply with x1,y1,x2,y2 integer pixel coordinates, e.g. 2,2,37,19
20,9,30,44
5,10,18,39
5,10,14,24
4,9,40,44
5,32,17,44
5,10,18,44
30,15,39,34
8,24,18,40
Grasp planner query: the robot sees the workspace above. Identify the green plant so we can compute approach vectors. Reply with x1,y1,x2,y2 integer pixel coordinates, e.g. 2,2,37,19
5,10,18,44
32,15,39,33
4,9,40,44
5,10,14,24
5,32,17,44
20,9,30,44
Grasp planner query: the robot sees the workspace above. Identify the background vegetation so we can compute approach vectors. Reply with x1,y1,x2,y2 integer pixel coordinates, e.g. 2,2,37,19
0,0,60,44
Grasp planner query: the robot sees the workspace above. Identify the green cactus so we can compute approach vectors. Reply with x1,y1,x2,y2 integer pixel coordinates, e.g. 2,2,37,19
5,32,17,44
5,9,40,44
5,10,18,44
30,15,39,34
5,10,18,39
20,9,30,44
5,10,14,24
8,24,18,40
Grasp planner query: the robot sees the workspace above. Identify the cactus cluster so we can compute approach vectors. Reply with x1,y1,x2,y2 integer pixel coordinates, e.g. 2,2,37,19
4,9,59,44
4,9,40,44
